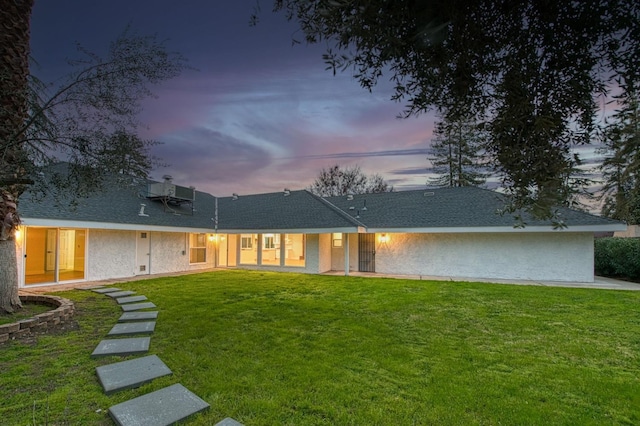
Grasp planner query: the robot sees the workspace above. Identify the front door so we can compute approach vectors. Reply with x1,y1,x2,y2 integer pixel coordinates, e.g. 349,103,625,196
136,232,150,275
358,233,376,272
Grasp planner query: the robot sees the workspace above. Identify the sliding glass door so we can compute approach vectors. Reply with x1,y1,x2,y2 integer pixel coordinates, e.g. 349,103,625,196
25,227,86,285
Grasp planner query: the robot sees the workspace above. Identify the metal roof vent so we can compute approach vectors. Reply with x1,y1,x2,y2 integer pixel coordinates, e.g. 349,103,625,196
232,193,239,200
362,199,367,211
347,194,354,201
138,203,149,217
424,191,435,197
163,175,173,182
284,188,291,196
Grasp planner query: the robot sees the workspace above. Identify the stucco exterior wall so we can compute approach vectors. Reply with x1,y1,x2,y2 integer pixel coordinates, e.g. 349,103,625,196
318,233,332,273
375,232,594,282
149,232,186,274
87,229,137,280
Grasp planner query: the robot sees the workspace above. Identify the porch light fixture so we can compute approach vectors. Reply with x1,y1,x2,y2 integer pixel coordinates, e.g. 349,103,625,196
208,234,216,242
14,227,22,241
378,233,388,243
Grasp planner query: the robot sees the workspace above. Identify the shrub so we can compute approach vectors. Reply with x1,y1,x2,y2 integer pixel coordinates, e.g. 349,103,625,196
594,237,640,281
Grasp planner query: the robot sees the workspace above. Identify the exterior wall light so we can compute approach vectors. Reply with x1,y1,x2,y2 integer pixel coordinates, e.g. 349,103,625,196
14,227,22,242
378,233,388,244
208,234,216,242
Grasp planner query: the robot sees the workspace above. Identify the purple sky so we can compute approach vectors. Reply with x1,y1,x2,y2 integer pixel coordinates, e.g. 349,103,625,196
30,1,436,196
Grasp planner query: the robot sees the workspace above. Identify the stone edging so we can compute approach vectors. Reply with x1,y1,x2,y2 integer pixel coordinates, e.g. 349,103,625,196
0,295,75,343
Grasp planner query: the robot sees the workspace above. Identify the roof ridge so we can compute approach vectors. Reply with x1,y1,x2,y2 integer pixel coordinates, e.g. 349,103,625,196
304,190,368,228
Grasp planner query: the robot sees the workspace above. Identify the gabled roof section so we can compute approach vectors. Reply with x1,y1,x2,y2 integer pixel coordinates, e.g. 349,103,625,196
325,187,625,230
216,189,362,232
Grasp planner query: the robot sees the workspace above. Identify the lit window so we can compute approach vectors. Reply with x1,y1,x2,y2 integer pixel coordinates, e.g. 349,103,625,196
240,234,258,265
285,234,305,267
262,234,280,265
241,235,253,249
189,233,206,263
332,233,343,248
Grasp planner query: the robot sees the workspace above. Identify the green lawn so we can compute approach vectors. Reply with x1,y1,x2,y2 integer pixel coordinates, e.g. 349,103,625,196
1,270,639,425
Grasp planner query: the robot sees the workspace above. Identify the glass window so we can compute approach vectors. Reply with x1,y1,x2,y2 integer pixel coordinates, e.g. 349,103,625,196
284,234,305,267
261,234,280,265
189,233,207,264
240,233,258,265
332,233,343,248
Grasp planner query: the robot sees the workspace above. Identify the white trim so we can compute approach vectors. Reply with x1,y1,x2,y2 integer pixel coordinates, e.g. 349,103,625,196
23,218,214,234
22,219,624,235
218,227,362,234
365,224,626,234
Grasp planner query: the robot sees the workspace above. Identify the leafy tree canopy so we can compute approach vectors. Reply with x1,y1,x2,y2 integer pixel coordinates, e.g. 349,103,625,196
260,0,639,219
308,164,393,196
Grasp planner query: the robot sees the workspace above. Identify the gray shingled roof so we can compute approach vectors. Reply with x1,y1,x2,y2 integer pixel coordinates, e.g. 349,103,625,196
19,177,217,231
20,172,622,232
324,187,623,229
216,190,361,231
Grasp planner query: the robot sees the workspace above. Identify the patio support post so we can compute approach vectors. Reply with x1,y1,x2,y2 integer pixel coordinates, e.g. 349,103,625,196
344,233,349,276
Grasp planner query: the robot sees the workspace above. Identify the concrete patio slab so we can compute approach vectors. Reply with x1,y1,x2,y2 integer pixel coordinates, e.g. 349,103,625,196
108,321,156,336
117,295,148,304
108,383,209,426
107,291,137,298
96,355,172,395
215,418,244,426
121,302,156,312
91,337,150,358
93,288,122,294
118,312,159,322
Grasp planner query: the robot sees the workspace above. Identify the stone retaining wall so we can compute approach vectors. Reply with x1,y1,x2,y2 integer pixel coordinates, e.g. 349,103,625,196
0,295,75,343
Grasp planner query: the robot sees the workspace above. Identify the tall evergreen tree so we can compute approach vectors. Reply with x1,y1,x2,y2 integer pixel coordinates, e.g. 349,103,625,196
600,84,640,223
427,116,487,187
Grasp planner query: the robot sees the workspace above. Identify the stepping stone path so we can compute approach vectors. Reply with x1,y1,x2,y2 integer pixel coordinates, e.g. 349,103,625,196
118,312,159,322
117,295,148,305
121,302,157,312
107,291,137,298
96,355,172,395
89,286,241,426
108,321,156,336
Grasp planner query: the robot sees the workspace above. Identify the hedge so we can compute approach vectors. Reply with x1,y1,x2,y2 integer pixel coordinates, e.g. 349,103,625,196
594,237,640,281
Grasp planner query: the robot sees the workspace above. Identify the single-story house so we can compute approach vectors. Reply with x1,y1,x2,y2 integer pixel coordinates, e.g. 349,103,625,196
15,175,625,288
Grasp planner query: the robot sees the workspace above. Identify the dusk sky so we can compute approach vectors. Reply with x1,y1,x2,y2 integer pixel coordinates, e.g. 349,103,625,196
30,1,436,196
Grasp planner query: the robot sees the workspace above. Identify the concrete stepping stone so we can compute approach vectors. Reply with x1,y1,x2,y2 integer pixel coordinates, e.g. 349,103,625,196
118,312,159,322
96,355,172,395
117,295,148,304
122,302,156,312
91,337,150,358
93,288,122,294
108,383,209,426
216,418,244,426
108,321,156,336
107,291,137,298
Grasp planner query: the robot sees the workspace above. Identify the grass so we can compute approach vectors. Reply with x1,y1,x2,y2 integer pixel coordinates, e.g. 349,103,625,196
0,302,52,325
1,270,639,425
